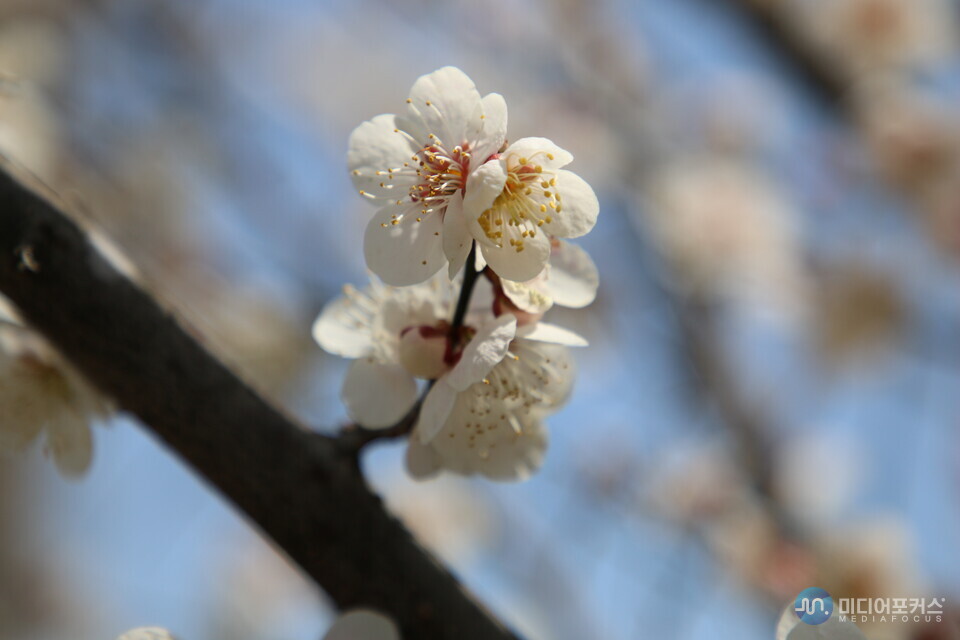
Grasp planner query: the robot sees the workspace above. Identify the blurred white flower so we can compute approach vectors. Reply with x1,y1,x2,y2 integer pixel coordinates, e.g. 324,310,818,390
776,605,867,640
0,305,109,478
349,66,507,285
464,137,599,282
792,0,957,75
642,158,808,315
324,610,399,640
313,275,581,480
115,628,178,640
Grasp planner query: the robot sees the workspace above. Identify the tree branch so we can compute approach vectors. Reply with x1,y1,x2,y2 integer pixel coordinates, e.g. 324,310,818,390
0,162,520,640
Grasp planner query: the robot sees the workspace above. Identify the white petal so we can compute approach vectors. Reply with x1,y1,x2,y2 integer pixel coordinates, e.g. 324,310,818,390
445,314,517,391
502,279,553,314
364,207,446,286
469,92,508,163
116,629,178,640
463,160,507,242
474,248,487,271
543,240,599,308
45,413,93,479
341,359,417,429
502,137,573,170
480,229,551,282
441,195,472,279
417,381,458,444
324,610,400,640
542,170,599,239
405,437,442,480
516,322,588,347
406,67,481,151
348,114,418,200
312,288,374,358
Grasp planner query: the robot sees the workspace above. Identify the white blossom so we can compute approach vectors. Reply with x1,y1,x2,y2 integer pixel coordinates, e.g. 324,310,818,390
115,628,178,640
313,275,581,480
791,0,957,76
0,309,108,478
776,605,867,640
324,610,399,640
463,137,599,282
406,338,575,481
349,67,507,285
642,157,808,315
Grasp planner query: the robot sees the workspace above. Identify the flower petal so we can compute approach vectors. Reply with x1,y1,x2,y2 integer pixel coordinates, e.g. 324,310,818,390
445,314,517,391
417,381,458,444
341,359,417,429
348,114,418,200
442,195,473,278
479,229,551,282
364,207,446,286
542,169,599,239
502,278,553,314
324,610,400,640
469,92,508,163
543,240,599,308
502,137,573,170
405,437,442,480
463,160,508,243
312,287,375,358
516,322,588,347
406,67,481,151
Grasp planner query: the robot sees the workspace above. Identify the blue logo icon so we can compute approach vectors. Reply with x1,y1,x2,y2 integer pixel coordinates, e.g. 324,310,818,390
794,587,833,625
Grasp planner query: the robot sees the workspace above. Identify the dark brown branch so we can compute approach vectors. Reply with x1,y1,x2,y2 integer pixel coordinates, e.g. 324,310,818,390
0,162,520,640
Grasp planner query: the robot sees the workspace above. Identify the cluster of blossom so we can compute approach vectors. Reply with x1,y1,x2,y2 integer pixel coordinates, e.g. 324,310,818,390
0,299,109,477
314,67,599,481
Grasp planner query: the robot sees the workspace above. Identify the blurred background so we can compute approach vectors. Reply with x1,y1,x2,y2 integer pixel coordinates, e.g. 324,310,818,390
1,0,959,638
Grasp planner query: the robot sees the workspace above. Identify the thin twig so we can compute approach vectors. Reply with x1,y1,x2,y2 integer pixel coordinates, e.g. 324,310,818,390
449,242,480,341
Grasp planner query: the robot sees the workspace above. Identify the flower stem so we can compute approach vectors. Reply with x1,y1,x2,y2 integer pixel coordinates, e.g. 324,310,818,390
449,242,480,341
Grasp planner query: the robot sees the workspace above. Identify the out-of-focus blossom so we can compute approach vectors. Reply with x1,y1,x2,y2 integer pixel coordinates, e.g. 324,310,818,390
776,604,868,640
464,137,599,282
812,518,924,640
313,275,581,480
774,431,865,527
115,628,178,640
0,302,109,478
324,610,399,640
349,67,507,285
791,0,957,76
0,17,65,179
856,83,960,197
642,158,808,315
812,263,905,365
854,82,960,260
643,445,745,524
